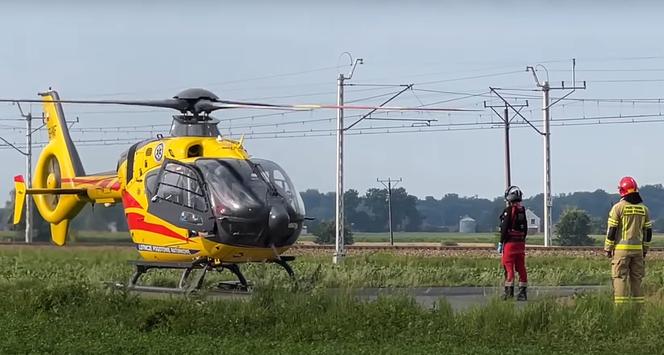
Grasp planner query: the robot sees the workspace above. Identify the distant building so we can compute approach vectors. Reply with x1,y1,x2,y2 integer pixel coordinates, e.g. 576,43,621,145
107,222,118,233
525,209,541,234
459,216,477,233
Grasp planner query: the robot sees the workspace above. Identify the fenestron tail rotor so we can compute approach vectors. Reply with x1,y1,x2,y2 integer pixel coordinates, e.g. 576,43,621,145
44,155,62,209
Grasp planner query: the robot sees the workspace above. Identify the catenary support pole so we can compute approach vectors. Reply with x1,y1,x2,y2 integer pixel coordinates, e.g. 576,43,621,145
0,105,36,244
377,177,401,246
25,112,32,244
387,179,393,246
334,73,345,264
504,106,511,190
334,55,363,264
542,82,551,247
525,61,586,245
484,98,528,192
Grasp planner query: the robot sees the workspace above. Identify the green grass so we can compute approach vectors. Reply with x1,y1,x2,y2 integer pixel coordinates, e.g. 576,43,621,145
2,247,664,353
5,247,664,289
1,279,664,354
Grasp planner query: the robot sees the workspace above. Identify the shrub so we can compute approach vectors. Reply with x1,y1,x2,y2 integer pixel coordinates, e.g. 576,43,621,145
556,208,594,246
312,220,354,245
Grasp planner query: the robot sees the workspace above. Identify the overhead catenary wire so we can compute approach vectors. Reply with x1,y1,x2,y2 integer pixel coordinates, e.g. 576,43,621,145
214,113,664,139
3,110,664,149
2,95,661,135
230,115,664,141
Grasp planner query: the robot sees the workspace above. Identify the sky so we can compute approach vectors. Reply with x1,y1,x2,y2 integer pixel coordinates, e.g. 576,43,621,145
1,1,664,202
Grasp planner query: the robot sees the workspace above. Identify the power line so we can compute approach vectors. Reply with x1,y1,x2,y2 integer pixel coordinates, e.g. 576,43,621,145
414,70,524,85
222,112,664,137
588,79,664,83
223,117,334,130
3,111,663,148
234,115,664,140
551,68,664,72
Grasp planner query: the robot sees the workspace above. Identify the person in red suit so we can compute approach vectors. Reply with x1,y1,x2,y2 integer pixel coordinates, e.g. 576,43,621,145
498,185,529,301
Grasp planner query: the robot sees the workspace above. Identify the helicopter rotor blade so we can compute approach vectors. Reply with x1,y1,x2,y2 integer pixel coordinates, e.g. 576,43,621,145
205,101,478,112
201,101,312,113
0,98,188,112
0,92,477,115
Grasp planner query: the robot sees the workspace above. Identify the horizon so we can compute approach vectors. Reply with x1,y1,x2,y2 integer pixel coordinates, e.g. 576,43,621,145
297,183,647,201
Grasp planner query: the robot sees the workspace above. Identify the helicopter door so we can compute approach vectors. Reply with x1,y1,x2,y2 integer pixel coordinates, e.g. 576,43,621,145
148,160,214,232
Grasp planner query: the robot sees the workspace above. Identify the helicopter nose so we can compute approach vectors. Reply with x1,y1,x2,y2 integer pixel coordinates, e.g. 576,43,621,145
268,204,290,237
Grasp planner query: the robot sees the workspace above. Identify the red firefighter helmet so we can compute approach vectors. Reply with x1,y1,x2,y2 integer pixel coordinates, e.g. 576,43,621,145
618,176,638,197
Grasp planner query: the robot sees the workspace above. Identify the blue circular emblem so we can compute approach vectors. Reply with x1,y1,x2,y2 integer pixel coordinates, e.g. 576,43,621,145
154,143,164,162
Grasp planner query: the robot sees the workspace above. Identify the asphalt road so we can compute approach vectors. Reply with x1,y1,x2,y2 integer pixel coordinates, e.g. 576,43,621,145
350,285,608,311
116,285,608,312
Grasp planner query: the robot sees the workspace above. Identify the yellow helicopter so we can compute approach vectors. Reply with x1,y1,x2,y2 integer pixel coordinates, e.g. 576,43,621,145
6,88,463,293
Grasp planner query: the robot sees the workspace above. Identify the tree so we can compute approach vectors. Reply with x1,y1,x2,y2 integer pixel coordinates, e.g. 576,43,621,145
555,208,594,246
299,189,335,231
312,220,353,245
363,187,423,232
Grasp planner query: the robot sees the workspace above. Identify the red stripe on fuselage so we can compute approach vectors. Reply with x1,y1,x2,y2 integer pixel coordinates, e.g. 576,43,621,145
62,177,111,184
126,212,188,242
122,191,143,209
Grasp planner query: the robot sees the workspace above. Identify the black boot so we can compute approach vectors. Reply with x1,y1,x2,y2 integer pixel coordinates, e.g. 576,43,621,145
503,286,514,300
516,286,527,301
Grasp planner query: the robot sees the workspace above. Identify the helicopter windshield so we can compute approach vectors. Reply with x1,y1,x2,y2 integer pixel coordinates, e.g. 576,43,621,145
195,158,305,218
252,158,306,215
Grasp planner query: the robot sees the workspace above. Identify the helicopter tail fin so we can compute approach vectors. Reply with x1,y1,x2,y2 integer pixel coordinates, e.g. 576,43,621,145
30,90,88,245
13,175,26,225
39,90,86,177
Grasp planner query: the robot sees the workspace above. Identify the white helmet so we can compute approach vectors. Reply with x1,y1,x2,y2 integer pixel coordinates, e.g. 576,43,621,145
504,185,523,202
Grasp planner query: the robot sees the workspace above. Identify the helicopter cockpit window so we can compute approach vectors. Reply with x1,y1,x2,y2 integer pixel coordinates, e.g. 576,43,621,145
154,162,207,212
145,171,158,196
195,159,267,218
252,159,306,216
195,158,305,218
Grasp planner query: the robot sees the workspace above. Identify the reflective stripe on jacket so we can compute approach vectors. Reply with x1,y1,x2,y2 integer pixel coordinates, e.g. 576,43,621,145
604,200,651,252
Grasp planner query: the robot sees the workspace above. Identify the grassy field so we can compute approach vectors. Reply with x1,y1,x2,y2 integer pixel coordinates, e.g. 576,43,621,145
3,282,664,354
1,247,664,353
0,247,615,288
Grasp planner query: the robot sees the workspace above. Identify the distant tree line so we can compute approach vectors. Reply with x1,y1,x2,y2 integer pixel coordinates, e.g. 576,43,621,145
4,184,664,241
302,184,664,234
301,188,422,233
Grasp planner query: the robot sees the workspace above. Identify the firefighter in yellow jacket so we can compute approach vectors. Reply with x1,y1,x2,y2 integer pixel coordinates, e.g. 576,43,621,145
604,176,652,305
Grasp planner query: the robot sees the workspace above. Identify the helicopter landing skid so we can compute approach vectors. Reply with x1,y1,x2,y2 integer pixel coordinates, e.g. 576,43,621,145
118,256,296,295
